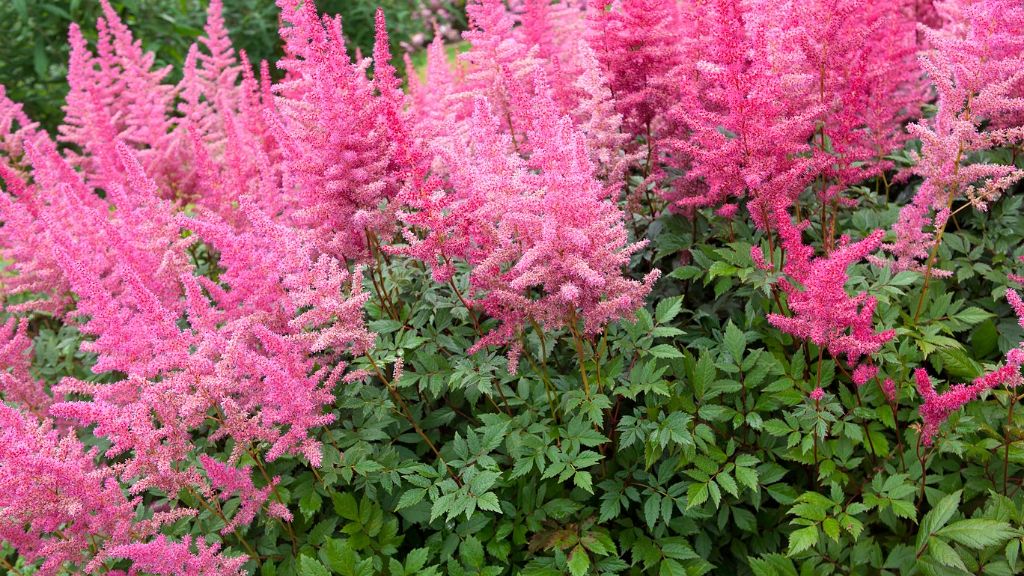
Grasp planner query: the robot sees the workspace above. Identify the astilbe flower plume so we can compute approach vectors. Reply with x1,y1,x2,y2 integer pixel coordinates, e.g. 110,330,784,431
879,0,1024,275
269,0,407,261
61,0,181,195
102,535,245,576
585,0,684,142
764,215,894,368
0,404,236,575
915,289,1024,444
0,404,133,575
661,0,825,227
457,0,545,130
784,0,924,204
0,317,50,414
402,74,657,370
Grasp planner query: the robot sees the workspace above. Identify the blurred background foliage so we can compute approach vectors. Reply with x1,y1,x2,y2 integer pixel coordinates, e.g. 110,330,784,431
0,0,467,133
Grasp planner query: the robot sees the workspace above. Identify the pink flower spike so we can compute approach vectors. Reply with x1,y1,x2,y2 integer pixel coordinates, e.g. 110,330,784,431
852,364,879,388
881,378,897,403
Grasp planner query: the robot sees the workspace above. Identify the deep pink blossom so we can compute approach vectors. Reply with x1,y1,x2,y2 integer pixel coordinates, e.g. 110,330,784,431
766,217,894,366
102,535,245,576
0,404,135,575
879,0,1024,274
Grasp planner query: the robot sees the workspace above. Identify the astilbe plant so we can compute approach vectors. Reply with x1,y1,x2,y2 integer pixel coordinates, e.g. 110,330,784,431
399,72,657,372
3,0,1024,574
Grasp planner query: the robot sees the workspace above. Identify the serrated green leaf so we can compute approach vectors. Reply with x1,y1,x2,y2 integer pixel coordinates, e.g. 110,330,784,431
649,344,684,359
568,546,591,576
786,526,818,556
937,519,1018,549
299,555,331,576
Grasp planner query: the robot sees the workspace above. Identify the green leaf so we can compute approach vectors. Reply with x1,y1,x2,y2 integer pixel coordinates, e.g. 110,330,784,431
395,488,426,511
645,494,662,528
333,493,360,521
686,483,709,510
299,555,331,576
568,545,591,576
786,526,818,556
724,322,746,363
953,306,993,325
659,558,686,576
936,347,982,380
927,537,967,571
937,519,1018,549
921,490,961,538
656,296,683,324
460,536,485,569
574,471,594,494
299,490,322,520
322,539,355,574
649,344,684,359
972,320,999,358
477,491,503,512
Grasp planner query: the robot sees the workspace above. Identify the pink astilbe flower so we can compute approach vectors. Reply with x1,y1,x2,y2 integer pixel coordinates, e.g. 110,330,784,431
0,317,50,414
268,0,406,260
199,455,279,534
0,166,71,315
585,0,684,140
0,404,136,576
915,364,1021,444
514,0,587,109
810,387,825,402
407,31,462,141
916,291,1024,443
881,378,898,402
788,0,924,198
852,363,879,388
766,216,894,366
571,41,636,193
458,0,544,128
60,1,180,195
102,535,245,576
662,0,825,224
0,85,40,171
879,0,1024,274
403,76,657,369
178,0,242,143
1008,289,1024,329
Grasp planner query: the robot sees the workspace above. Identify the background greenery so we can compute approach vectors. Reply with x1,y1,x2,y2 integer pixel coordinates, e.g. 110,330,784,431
0,0,466,132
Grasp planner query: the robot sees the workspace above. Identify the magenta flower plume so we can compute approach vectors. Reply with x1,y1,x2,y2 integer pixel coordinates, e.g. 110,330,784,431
268,0,407,260
878,0,1024,274
102,535,245,576
61,1,181,195
398,73,657,370
766,218,894,367
0,404,136,576
0,318,50,414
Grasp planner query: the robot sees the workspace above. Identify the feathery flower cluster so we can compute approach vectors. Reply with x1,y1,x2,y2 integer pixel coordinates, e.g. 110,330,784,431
661,0,923,223
0,403,237,576
0,317,50,414
879,0,1024,274
915,289,1024,444
764,216,894,369
400,73,657,369
269,1,408,261
0,2,381,570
